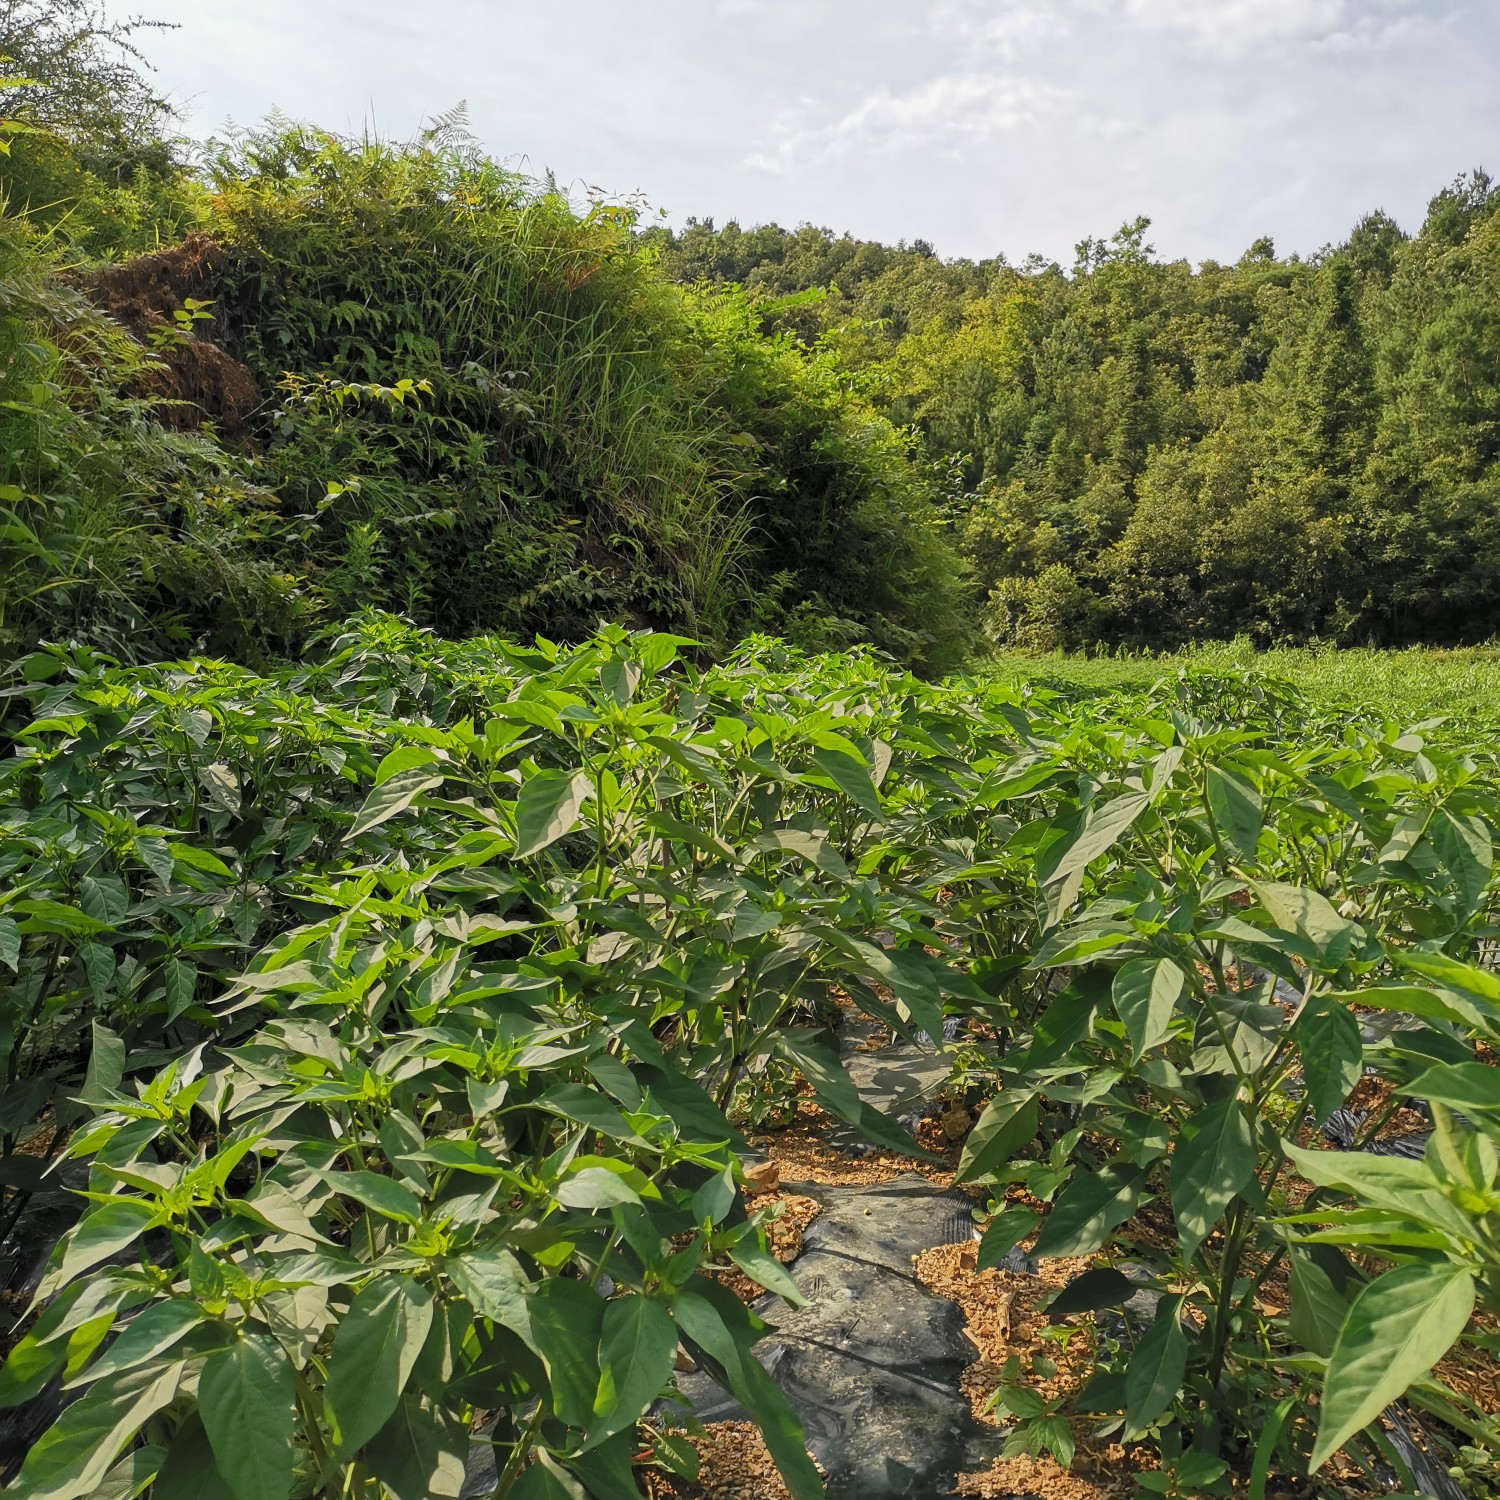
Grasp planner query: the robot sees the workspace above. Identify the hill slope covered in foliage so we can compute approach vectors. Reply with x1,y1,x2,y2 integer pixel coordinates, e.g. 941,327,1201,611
0,6,969,672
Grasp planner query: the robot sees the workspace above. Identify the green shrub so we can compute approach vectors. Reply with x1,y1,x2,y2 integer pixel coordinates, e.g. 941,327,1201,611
0,0,208,259
0,209,297,661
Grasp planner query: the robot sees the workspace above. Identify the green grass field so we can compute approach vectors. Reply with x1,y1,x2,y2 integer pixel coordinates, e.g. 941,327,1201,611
982,640,1500,726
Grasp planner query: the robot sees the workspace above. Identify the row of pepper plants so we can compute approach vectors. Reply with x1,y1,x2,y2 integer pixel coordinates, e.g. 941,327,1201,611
0,613,1496,1498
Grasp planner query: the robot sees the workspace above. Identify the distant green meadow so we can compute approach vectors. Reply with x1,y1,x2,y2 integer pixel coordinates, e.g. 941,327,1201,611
983,640,1500,726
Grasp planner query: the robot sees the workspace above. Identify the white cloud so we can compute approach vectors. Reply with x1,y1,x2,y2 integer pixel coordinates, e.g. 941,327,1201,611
1118,0,1352,51
929,0,1068,59
747,71,1070,173
1315,7,1457,53
1115,1,1449,60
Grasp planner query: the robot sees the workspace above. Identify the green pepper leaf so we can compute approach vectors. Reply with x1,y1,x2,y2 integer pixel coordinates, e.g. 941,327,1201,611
1032,1164,1147,1259
1170,1092,1255,1262
956,1092,1039,1184
1112,958,1184,1058
514,769,592,857
1295,997,1362,1126
587,1294,677,1448
1311,1262,1475,1470
325,1276,434,1460
1125,1293,1187,1431
199,1332,295,1500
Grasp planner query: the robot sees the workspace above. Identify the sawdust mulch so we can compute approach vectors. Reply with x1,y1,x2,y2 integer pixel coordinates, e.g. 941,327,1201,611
641,1423,824,1500
913,1237,1158,1500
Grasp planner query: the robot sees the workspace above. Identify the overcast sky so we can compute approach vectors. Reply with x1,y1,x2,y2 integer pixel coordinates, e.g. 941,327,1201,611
131,0,1498,267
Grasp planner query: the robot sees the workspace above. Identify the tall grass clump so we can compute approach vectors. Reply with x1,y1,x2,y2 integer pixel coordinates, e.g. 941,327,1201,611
207,124,746,641
201,123,972,668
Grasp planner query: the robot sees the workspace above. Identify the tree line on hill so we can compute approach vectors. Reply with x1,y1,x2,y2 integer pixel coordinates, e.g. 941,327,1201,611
645,175,1500,650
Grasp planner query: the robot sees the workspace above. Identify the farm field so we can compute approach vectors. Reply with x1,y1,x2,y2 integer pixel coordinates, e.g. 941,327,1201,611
2,620,1498,1498
5,4,1500,1496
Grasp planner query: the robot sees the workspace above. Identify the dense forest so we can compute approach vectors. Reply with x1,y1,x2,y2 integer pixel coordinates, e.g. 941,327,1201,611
645,185,1500,650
